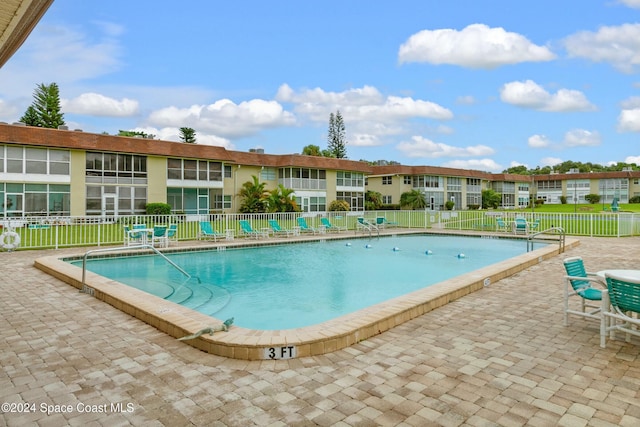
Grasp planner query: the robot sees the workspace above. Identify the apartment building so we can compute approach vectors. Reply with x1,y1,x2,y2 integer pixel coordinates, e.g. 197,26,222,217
1,122,639,218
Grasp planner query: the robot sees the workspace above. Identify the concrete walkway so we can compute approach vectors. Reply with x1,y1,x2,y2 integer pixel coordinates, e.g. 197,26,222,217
1,237,639,426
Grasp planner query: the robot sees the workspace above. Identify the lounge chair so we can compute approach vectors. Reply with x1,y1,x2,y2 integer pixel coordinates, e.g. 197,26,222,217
601,272,640,348
512,217,528,235
376,217,398,229
199,221,222,241
611,197,619,212
495,217,508,232
320,217,346,233
563,256,604,326
356,217,378,232
239,220,268,239
268,219,294,237
297,217,319,234
151,225,168,248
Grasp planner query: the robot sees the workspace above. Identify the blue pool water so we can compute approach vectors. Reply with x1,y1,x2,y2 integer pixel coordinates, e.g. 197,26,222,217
74,235,543,330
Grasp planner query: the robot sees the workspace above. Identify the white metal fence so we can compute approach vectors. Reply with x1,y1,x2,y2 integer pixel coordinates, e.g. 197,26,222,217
1,209,639,251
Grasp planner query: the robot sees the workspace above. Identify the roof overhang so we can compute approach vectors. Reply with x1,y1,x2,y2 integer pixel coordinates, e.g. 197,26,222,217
0,0,53,68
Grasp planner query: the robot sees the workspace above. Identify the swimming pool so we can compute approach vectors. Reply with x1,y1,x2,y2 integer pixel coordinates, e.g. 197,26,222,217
72,234,546,330
37,230,574,360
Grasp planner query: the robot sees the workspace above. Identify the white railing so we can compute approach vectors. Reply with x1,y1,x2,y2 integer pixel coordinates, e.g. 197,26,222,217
1,209,639,250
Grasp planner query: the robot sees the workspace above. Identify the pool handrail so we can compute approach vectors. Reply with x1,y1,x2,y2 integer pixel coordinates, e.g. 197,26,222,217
81,245,190,290
527,227,565,253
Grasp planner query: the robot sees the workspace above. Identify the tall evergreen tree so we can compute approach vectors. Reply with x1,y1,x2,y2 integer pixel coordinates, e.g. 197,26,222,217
21,83,65,128
179,127,197,143
327,110,348,159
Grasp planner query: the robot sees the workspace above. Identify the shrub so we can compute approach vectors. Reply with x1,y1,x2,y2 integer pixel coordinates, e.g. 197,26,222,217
584,194,600,204
328,200,350,211
145,203,171,215
467,204,480,210
445,200,455,210
560,196,567,204
630,196,640,204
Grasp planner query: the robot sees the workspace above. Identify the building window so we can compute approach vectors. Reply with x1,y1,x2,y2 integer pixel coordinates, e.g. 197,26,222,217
336,191,364,211
167,158,223,182
224,165,232,178
382,195,392,204
0,183,70,217
86,151,147,184
337,171,364,187
261,168,276,180
0,145,69,175
279,167,327,190
382,176,392,185
403,176,412,185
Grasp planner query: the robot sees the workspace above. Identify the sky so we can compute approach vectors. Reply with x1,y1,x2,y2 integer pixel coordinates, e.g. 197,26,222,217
1,0,640,172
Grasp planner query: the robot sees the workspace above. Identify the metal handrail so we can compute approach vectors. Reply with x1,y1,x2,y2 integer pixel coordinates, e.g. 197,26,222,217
356,219,379,238
527,227,565,253
81,244,190,289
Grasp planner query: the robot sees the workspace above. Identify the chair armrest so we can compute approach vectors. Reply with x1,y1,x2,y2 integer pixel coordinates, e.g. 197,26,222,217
565,275,606,288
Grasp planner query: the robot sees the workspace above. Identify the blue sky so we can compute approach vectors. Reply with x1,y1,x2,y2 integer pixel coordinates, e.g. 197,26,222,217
1,0,640,172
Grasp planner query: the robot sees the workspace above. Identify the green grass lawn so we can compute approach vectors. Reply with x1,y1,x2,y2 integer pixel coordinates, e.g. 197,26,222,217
524,203,640,213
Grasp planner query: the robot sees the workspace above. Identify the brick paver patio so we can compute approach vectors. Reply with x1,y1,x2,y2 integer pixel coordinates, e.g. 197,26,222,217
1,236,639,426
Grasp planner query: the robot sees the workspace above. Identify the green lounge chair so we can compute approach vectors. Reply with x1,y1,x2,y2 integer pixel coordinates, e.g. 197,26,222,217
199,221,222,241
268,219,294,237
563,256,604,326
239,220,267,239
320,217,346,233
166,224,178,244
601,272,640,348
376,217,398,229
495,217,508,232
297,217,319,234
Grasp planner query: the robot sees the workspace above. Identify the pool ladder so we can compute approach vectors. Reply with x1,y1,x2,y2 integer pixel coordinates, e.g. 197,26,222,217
80,244,190,292
527,227,565,253
356,219,380,238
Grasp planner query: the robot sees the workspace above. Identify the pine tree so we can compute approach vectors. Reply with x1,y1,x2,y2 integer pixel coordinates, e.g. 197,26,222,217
179,127,197,143
22,83,65,128
19,106,41,126
327,110,348,159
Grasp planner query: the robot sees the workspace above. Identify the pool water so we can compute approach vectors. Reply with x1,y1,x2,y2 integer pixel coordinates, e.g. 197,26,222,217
75,235,543,330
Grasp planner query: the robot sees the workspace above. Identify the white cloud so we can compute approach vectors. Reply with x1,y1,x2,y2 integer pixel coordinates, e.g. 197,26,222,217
563,23,640,73
528,134,551,148
396,136,494,158
500,80,595,112
563,129,601,147
0,23,123,97
509,161,529,168
441,159,502,172
62,93,139,117
130,126,234,149
619,0,640,9
0,99,19,121
456,95,477,105
276,84,452,122
625,155,640,163
398,24,555,69
147,99,296,138
618,108,640,132
541,157,563,167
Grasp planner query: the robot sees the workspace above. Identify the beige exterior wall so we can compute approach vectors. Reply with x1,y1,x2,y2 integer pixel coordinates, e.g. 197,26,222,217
69,150,86,216
147,156,167,204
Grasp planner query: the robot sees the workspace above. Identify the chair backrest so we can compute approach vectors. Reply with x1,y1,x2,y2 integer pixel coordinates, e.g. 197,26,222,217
563,257,590,290
530,219,540,229
376,217,385,225
514,218,527,228
133,224,146,229
240,220,254,232
200,221,213,234
153,225,167,237
269,219,282,231
496,218,505,226
297,217,309,229
357,217,365,225
606,273,640,313
167,224,177,237
320,218,331,227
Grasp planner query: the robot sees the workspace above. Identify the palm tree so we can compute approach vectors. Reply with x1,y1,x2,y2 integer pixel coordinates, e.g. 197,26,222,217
400,190,426,210
238,176,268,213
266,184,298,212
